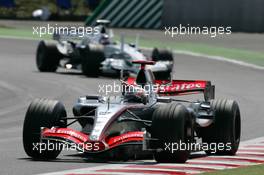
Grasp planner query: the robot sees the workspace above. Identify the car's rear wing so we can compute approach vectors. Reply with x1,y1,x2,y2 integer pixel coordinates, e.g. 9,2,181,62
155,79,215,101
125,77,215,101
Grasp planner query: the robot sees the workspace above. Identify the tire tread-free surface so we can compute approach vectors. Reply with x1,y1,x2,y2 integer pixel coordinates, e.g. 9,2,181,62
23,98,67,159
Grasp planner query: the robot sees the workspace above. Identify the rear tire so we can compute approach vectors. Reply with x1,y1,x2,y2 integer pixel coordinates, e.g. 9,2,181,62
199,99,241,155
152,48,173,61
36,40,62,72
80,44,105,77
23,98,67,160
151,103,193,163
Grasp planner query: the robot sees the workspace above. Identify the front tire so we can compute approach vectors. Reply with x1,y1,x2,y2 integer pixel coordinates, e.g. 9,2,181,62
151,103,193,163
199,99,241,155
23,98,67,160
36,40,62,72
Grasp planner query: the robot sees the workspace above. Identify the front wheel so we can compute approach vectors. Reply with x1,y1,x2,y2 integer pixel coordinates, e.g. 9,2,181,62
151,103,193,163
23,98,67,160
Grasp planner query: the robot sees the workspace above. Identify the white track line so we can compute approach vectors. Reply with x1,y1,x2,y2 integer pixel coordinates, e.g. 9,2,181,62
208,155,264,161
39,164,128,175
98,167,202,174
188,159,255,166
239,147,264,152
146,164,232,170
242,143,264,147
240,137,264,145
237,151,264,155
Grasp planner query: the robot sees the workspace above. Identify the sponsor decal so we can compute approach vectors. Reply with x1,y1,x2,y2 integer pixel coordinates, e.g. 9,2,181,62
155,80,207,93
159,82,202,92
42,128,88,142
107,132,144,146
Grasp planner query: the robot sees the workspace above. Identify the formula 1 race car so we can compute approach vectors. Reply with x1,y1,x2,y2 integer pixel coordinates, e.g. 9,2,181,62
36,20,173,79
23,60,241,163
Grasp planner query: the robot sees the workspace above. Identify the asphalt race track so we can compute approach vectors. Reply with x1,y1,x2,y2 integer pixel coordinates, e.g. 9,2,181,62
0,37,263,175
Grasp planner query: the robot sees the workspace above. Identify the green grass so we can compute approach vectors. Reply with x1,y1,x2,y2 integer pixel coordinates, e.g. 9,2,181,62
201,164,264,175
1,27,264,67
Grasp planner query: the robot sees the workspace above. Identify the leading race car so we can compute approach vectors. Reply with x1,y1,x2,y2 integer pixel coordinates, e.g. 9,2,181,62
23,60,241,163
36,20,173,79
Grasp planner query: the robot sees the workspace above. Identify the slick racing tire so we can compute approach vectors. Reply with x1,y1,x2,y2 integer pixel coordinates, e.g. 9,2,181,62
199,99,241,155
152,48,173,61
36,40,62,72
80,44,105,77
151,103,193,163
23,98,67,160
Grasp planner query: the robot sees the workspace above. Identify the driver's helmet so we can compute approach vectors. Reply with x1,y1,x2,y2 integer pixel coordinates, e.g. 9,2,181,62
99,34,110,45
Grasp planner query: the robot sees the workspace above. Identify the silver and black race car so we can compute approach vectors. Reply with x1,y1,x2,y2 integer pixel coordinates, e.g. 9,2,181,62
36,20,173,79
23,60,241,163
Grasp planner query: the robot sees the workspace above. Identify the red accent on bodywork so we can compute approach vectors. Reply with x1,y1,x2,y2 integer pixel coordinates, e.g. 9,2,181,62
156,80,207,95
126,77,137,86
105,131,144,148
42,128,144,152
125,77,209,96
42,128,89,143
42,128,106,151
